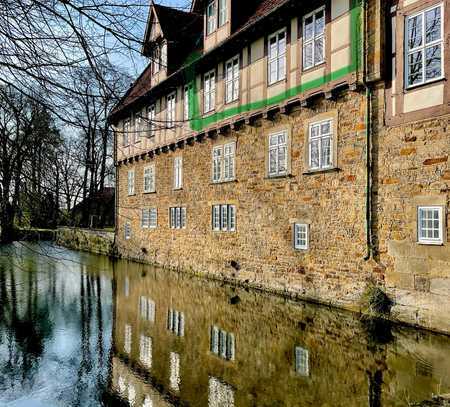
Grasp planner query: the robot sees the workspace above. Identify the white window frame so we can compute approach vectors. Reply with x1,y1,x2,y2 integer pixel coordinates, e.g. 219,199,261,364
166,92,176,129
127,170,135,195
123,119,130,146
417,206,444,245
124,223,131,240
302,6,326,70
225,55,240,103
204,70,216,114
207,0,217,35
149,208,157,229
184,83,192,121
212,142,235,183
268,131,288,177
212,204,236,232
170,207,186,229
143,164,156,193
148,104,156,137
268,28,287,85
308,119,333,171
141,208,150,229
173,156,183,190
293,223,309,250
218,0,227,26
405,4,444,89
153,45,160,74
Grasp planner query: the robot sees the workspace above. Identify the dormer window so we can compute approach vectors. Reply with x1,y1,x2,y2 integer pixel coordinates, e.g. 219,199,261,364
207,1,217,35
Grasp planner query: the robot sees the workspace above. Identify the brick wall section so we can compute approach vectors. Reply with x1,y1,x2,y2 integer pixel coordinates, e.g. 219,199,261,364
117,90,376,308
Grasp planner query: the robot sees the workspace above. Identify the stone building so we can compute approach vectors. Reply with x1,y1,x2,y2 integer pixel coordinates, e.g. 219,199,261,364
108,0,450,333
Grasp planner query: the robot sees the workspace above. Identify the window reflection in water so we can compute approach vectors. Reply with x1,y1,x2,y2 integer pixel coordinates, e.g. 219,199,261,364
169,351,181,392
140,296,156,322
295,346,310,377
208,376,234,407
124,324,132,354
210,326,235,361
167,309,184,336
139,335,152,368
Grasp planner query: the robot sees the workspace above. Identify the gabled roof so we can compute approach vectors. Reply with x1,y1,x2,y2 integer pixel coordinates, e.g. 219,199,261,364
109,0,293,122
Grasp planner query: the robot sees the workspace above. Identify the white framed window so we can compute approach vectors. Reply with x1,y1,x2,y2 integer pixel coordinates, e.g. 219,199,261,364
405,4,443,88
417,206,444,245
294,223,309,250
295,346,310,376
212,142,235,182
268,29,287,85
303,6,326,70
127,170,135,195
173,156,183,189
184,84,193,121
204,70,216,113
268,131,288,177
225,56,239,103
143,165,155,193
208,377,235,407
308,119,333,170
153,45,160,74
212,204,236,232
123,119,130,146
210,326,235,360
170,207,186,229
207,0,217,35
166,92,176,129
139,334,152,368
167,309,185,336
147,104,156,137
124,324,132,354
169,352,181,392
124,223,131,240
141,208,157,229
218,0,227,26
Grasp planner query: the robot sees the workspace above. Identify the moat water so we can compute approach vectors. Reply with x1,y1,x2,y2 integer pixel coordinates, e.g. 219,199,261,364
0,242,449,407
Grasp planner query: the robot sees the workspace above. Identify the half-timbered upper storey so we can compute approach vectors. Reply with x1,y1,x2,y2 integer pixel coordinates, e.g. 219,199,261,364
109,0,449,163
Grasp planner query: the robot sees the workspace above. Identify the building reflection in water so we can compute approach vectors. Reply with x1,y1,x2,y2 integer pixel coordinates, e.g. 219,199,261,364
109,260,450,407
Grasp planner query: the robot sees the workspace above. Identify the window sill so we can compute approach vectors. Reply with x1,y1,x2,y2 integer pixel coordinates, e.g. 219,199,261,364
143,191,157,195
302,61,326,73
127,194,136,197
210,179,237,185
224,97,239,106
268,78,287,87
265,174,293,180
417,241,444,246
212,230,237,233
303,167,340,175
173,188,183,191
204,109,216,116
404,77,446,92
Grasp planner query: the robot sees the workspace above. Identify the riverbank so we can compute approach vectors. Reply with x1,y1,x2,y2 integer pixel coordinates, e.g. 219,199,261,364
55,227,115,256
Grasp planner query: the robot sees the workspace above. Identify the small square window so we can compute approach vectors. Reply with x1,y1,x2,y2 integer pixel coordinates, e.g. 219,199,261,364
294,223,309,250
417,206,444,245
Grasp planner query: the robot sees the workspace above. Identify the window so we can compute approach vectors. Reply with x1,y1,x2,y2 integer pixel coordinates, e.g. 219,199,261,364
123,119,130,146
418,206,444,244
210,326,235,360
207,1,217,35
294,223,309,250
295,346,310,376
308,119,333,170
405,4,443,87
143,396,153,407
212,142,235,182
124,276,130,297
184,84,193,121
170,207,186,229
212,205,236,232
169,352,181,392
142,208,157,229
218,0,227,26
303,7,325,70
208,377,235,407
127,170,135,195
173,156,183,189
268,29,286,85
268,131,288,177
128,384,136,406
124,223,131,240
148,104,156,137
167,92,176,129
140,296,156,322
204,70,216,113
225,56,239,103
143,165,155,193
124,324,132,354
167,309,185,336
139,334,152,368
136,110,144,143
153,45,160,74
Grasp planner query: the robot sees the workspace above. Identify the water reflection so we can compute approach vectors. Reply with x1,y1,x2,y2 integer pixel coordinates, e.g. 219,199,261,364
110,261,450,407
1,243,450,407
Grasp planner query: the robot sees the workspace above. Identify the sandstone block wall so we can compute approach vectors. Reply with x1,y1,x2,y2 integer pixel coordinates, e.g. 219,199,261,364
117,90,376,309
